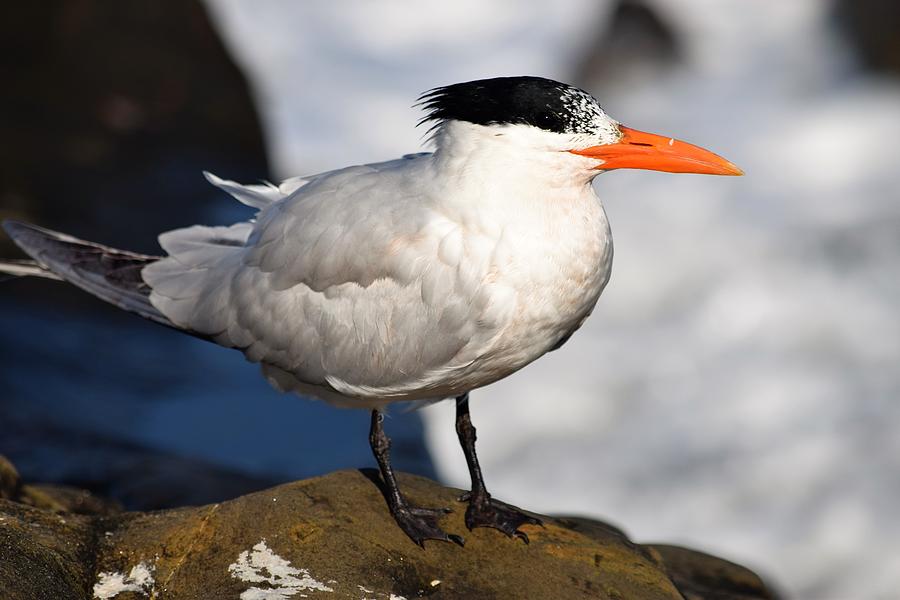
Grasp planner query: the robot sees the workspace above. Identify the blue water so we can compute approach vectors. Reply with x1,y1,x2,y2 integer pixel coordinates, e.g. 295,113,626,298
0,289,435,509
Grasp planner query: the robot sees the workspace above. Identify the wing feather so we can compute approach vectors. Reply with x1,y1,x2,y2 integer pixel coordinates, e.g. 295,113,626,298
148,156,507,404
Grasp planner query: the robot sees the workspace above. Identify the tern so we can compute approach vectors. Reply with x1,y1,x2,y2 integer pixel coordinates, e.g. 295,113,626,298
1,76,741,547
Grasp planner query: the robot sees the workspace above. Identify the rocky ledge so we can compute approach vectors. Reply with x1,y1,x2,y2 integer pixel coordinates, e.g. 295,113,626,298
0,456,776,599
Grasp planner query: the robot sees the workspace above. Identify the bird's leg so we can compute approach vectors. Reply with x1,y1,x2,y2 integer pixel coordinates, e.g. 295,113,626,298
369,409,464,548
455,393,542,543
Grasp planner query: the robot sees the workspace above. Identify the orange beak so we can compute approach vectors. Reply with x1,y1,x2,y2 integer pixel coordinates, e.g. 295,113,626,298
570,125,743,176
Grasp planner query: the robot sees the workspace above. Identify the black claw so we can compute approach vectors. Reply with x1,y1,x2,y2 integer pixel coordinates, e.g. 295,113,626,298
464,496,543,542
392,504,463,548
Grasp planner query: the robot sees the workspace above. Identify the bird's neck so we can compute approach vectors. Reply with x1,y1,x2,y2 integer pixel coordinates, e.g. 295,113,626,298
422,122,607,251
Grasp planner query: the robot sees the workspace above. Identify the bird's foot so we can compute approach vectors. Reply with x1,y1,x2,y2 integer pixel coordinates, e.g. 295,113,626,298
390,503,465,548
458,492,543,543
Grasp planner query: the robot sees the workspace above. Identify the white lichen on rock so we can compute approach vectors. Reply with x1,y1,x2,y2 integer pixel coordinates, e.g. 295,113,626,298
93,561,155,599
229,539,334,599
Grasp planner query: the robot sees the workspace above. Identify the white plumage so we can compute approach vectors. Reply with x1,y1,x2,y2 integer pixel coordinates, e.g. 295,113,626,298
143,120,614,408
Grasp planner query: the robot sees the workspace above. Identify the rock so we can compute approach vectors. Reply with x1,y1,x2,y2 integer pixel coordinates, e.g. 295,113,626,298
0,459,777,599
1,455,120,516
0,455,21,499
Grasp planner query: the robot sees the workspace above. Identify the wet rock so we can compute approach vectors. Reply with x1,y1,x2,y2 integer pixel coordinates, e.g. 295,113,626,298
0,460,777,599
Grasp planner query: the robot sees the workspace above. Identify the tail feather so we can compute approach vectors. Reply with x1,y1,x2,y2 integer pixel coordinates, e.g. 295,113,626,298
0,258,62,282
2,219,172,327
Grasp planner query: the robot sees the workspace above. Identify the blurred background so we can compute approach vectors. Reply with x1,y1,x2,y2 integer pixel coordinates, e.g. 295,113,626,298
1,1,898,597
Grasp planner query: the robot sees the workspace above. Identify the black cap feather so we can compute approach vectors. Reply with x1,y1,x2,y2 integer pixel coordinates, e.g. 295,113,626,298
417,76,607,135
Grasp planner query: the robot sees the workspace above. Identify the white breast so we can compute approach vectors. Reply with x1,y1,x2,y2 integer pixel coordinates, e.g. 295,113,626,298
438,180,614,391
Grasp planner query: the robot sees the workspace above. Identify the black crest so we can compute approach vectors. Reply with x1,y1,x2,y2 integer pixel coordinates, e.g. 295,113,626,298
417,76,605,135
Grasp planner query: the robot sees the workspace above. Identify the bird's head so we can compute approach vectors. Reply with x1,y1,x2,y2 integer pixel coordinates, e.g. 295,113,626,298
418,76,742,180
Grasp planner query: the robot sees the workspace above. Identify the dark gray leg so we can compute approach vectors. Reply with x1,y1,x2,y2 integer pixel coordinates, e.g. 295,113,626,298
455,393,542,543
369,409,464,548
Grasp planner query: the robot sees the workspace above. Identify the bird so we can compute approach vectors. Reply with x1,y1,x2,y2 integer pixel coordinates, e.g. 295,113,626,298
0,76,741,547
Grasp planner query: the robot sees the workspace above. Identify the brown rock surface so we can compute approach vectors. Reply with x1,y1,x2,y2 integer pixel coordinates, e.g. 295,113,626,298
0,458,777,599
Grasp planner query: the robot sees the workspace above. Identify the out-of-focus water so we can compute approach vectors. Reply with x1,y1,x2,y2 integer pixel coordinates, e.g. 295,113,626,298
204,1,900,598
0,294,434,508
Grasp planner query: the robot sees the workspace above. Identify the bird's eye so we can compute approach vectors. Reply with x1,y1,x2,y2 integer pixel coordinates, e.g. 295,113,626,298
534,111,556,129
